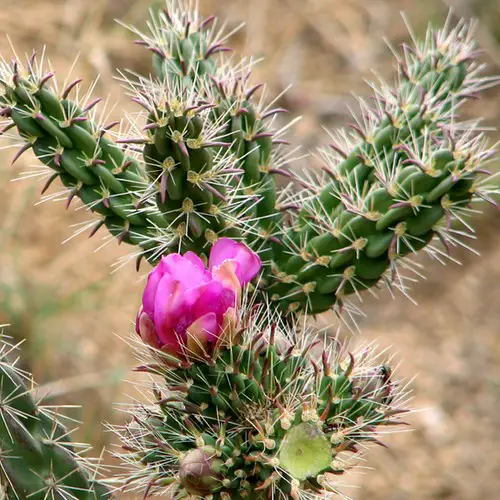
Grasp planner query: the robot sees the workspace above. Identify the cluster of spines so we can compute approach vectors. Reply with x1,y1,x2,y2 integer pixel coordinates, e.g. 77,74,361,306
1,1,291,271
0,336,110,499
127,0,232,81
206,63,295,262
127,3,292,264
263,17,499,315
114,306,408,498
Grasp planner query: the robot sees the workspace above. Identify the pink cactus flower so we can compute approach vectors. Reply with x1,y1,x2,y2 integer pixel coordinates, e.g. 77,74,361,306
136,238,261,358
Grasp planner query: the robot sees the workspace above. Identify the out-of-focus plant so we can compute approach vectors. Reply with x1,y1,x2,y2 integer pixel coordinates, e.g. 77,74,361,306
0,334,110,499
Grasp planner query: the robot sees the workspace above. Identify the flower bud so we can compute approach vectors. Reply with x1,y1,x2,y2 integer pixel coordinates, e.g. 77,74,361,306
179,446,223,496
136,239,261,358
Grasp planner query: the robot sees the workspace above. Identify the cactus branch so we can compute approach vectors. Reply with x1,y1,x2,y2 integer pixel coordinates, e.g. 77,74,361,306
0,335,111,499
264,18,499,316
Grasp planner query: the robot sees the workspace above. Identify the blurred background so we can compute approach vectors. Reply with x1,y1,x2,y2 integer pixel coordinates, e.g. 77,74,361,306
1,0,500,498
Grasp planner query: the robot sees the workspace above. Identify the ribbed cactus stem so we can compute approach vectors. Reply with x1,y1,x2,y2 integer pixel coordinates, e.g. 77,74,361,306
128,3,288,264
265,19,498,314
138,73,241,257
206,71,286,262
0,57,180,267
129,8,240,260
0,336,110,499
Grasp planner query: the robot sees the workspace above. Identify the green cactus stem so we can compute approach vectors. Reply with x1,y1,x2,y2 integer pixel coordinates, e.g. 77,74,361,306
264,18,499,315
0,336,111,499
128,5,290,263
0,57,181,268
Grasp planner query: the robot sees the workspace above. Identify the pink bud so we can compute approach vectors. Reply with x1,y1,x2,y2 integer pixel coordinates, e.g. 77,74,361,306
209,238,261,285
136,240,261,358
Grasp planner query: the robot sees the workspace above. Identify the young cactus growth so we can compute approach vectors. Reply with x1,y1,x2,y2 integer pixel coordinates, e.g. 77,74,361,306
123,3,290,263
0,335,110,499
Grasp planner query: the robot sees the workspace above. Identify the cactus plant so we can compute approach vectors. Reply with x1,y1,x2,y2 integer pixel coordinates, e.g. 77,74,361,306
0,4,286,270
0,1,497,499
2,5,496,317
118,296,407,498
0,335,110,499
115,239,408,498
264,18,499,315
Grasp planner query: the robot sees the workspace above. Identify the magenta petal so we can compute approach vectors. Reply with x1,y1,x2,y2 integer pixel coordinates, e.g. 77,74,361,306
183,283,205,308
137,310,160,348
183,252,208,272
193,280,236,328
209,238,261,285
135,306,144,336
153,276,185,345
231,250,262,284
191,312,218,342
162,253,211,287
209,238,239,269
142,268,163,316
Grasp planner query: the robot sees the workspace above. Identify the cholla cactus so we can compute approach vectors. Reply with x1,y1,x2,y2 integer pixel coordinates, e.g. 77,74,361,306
0,2,287,272
267,18,499,315
0,1,497,499
1,4,496,318
0,335,110,499
116,245,407,498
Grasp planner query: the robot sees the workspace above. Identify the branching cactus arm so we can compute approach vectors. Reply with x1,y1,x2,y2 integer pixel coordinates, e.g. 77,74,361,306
0,2,289,270
0,57,171,267
0,336,111,499
2,5,497,319
265,18,500,315
121,4,291,264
